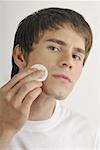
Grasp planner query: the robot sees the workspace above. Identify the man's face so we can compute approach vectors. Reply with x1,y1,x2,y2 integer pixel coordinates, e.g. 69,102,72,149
27,25,85,100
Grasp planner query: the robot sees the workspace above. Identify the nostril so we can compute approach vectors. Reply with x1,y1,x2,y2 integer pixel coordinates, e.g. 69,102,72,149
69,66,72,69
62,63,67,66
62,63,72,69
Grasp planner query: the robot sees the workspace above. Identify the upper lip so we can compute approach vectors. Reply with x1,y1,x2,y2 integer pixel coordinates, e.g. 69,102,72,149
52,74,72,83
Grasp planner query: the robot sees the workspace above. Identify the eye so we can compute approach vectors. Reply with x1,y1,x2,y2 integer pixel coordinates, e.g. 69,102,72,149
47,46,60,52
73,54,81,61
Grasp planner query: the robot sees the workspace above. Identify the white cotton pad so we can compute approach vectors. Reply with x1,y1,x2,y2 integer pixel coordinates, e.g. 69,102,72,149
31,64,48,81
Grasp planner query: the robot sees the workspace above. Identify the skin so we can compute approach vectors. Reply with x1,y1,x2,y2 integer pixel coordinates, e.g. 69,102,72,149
27,25,85,120
0,25,85,149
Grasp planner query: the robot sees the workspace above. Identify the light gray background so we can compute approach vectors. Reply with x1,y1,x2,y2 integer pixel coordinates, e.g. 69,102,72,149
0,1,100,134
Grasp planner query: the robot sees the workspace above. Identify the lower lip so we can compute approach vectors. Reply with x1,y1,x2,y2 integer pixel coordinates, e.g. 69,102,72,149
52,75,70,83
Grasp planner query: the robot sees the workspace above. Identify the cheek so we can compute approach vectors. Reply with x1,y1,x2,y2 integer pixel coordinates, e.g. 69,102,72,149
27,55,56,70
73,67,83,82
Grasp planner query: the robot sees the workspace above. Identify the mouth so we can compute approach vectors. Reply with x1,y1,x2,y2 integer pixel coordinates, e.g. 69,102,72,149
52,74,72,83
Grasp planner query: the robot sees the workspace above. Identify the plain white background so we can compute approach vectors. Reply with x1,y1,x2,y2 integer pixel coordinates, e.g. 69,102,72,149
0,1,100,135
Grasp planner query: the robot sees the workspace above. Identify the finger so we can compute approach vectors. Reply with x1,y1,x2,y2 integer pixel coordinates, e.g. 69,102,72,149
11,81,42,106
13,69,44,89
7,70,44,100
1,67,37,92
20,88,42,111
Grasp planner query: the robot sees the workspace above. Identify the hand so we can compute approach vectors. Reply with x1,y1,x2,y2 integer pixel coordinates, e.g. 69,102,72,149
0,68,44,137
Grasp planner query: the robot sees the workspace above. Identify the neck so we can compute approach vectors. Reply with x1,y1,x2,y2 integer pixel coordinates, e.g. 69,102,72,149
28,92,56,121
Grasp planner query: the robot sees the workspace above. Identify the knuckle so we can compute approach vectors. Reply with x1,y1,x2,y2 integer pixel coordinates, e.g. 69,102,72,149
14,73,23,80
5,92,12,101
0,86,6,94
13,74,19,79
10,100,16,107
27,92,34,99
0,89,11,102
22,84,30,91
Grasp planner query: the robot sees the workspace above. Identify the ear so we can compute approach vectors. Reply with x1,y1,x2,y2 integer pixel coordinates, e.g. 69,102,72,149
12,44,27,71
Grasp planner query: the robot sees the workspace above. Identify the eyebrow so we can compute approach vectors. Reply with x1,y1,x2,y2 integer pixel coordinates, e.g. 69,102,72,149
46,38,85,55
74,48,85,56
46,38,67,46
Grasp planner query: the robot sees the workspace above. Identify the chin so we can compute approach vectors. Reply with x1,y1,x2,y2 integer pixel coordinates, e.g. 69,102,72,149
42,77,73,100
42,84,71,100
55,91,70,100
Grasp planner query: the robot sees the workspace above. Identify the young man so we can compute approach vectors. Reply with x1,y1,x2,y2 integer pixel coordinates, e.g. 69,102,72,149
0,7,95,149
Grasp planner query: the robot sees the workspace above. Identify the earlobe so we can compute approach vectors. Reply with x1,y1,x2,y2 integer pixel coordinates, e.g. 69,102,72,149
12,44,27,70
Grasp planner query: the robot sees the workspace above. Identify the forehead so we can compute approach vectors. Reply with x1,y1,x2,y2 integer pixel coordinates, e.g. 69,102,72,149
39,25,85,50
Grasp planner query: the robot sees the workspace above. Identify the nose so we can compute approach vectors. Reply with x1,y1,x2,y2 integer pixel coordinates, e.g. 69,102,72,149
59,54,73,70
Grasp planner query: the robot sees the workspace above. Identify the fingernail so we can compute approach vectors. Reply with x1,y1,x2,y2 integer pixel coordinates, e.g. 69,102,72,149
31,68,38,72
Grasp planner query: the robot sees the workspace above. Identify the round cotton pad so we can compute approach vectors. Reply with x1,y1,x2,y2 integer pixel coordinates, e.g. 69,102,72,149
31,64,48,81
